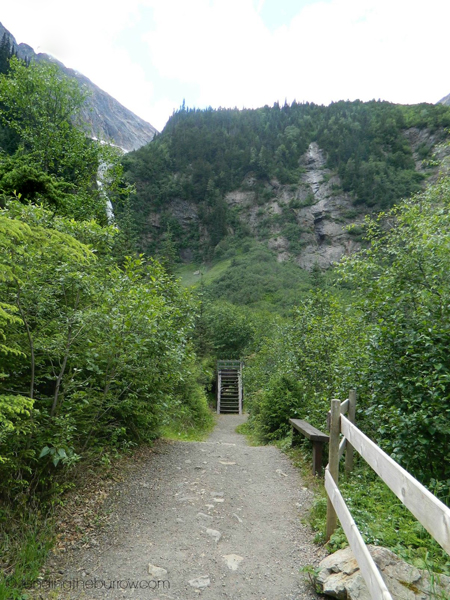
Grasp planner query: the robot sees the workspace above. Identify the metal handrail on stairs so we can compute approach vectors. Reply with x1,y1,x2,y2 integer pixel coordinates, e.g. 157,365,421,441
217,360,243,414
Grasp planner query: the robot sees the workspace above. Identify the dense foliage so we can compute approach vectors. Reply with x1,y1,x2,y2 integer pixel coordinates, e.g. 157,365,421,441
245,175,450,500
123,100,450,258
0,58,212,596
0,57,128,223
0,58,212,492
0,202,210,497
0,34,20,155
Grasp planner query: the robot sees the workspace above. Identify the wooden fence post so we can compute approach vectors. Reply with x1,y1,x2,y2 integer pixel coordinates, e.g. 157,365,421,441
345,389,356,476
326,398,341,540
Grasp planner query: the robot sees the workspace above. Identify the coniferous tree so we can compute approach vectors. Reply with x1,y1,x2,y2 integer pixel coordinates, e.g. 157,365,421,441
159,226,178,275
0,33,19,155
0,33,13,75
112,198,140,264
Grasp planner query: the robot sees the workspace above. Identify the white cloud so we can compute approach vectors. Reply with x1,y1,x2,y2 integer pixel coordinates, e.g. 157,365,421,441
2,0,450,131
143,0,275,108
143,0,450,114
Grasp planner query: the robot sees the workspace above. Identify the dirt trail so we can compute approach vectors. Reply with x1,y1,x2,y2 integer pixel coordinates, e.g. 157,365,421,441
45,416,324,599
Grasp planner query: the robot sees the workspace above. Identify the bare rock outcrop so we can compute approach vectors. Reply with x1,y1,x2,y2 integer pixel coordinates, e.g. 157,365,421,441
295,142,362,269
438,92,450,106
225,142,364,269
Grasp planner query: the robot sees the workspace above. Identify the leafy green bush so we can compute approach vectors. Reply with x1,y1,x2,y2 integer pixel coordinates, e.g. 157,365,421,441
244,289,363,439
0,201,209,503
337,177,450,491
195,300,255,359
250,375,306,440
203,244,312,311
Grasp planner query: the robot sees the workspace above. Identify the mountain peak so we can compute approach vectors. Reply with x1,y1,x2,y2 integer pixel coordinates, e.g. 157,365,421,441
0,22,157,151
439,92,450,106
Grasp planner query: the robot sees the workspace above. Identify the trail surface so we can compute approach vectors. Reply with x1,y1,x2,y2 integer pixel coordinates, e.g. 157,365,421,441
47,416,324,599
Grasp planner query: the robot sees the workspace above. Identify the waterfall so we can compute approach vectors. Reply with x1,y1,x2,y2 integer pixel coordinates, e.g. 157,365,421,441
94,138,129,223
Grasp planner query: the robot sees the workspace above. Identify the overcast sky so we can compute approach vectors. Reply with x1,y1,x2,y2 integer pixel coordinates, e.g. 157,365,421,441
1,0,449,131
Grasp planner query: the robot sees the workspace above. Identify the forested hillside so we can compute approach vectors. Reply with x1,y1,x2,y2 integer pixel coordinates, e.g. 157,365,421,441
123,100,450,266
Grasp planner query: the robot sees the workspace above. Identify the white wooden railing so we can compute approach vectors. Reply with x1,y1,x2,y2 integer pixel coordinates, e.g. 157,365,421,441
325,391,450,600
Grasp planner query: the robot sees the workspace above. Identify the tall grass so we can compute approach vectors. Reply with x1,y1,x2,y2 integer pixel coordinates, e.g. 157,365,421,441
0,509,54,600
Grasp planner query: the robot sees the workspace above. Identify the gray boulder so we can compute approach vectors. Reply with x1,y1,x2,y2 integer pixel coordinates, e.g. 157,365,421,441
315,545,450,599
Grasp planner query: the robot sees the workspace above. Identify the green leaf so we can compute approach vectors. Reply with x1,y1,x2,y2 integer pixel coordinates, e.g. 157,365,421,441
38,446,50,458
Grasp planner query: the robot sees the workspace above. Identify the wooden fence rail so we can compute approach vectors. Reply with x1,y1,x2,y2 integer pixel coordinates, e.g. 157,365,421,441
325,390,450,600
324,469,393,600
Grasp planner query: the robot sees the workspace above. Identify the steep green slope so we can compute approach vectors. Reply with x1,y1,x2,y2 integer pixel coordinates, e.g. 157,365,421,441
177,244,316,313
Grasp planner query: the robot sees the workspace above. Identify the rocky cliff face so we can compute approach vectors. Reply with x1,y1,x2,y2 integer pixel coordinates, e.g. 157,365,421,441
439,92,450,106
0,22,157,151
160,136,450,270
224,142,363,269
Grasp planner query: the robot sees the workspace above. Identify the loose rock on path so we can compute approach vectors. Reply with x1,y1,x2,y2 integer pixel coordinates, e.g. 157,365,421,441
45,415,325,599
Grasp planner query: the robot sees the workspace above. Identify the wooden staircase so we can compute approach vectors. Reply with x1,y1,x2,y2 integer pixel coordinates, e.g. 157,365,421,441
217,360,243,414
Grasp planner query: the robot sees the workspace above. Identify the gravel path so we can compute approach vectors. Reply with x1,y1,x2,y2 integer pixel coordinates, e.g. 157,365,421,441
45,415,325,599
